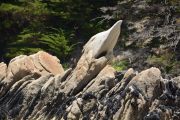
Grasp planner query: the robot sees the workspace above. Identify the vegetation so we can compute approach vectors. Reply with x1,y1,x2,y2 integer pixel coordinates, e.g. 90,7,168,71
146,51,180,75
0,0,118,63
0,0,179,75
112,60,129,71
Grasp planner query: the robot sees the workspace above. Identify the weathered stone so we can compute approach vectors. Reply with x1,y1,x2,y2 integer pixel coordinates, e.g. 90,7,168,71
129,67,162,101
66,98,83,120
7,55,31,81
113,67,162,120
38,51,64,75
82,65,116,98
0,62,7,81
173,76,180,88
0,51,64,97
83,20,122,58
107,68,136,98
0,19,179,120
60,20,122,96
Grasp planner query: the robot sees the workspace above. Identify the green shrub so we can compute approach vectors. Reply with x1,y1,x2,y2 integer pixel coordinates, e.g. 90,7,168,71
146,53,175,74
62,63,70,70
5,28,72,61
112,60,129,71
0,0,117,62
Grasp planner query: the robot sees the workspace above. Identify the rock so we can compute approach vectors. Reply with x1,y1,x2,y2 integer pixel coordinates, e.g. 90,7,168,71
0,62,7,81
82,65,116,99
60,20,122,96
38,51,64,75
144,76,180,120
7,55,32,81
66,98,83,120
129,67,162,101
173,76,180,88
0,51,64,97
0,20,180,120
113,67,162,120
83,20,122,58
7,51,64,81
107,68,136,98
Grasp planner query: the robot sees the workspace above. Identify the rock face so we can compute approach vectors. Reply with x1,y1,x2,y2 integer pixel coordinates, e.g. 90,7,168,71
60,20,122,96
83,20,122,58
111,0,180,75
0,20,180,120
0,51,64,97
0,62,7,82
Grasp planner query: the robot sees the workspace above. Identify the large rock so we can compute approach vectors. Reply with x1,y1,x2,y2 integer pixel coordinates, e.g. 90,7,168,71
0,62,7,81
7,51,64,80
0,51,64,97
113,67,162,120
81,65,116,99
83,20,122,58
0,20,180,120
60,20,122,96
129,67,162,101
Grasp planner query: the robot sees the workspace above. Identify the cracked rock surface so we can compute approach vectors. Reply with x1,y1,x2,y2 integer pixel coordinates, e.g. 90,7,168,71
0,20,180,120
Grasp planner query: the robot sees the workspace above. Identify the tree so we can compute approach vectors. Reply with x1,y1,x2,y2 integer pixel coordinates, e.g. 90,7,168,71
0,0,119,63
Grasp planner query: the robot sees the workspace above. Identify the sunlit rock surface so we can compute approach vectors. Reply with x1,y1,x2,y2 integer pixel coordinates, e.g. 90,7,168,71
0,20,179,120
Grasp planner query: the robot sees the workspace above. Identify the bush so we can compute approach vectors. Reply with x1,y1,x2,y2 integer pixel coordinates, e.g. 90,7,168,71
0,0,118,62
112,60,129,71
5,28,72,61
146,53,177,74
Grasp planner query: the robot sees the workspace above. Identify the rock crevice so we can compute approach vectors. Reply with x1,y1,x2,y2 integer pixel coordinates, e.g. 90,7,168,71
0,20,179,120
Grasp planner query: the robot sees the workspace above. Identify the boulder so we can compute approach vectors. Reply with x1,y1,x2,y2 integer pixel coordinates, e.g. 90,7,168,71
82,65,116,99
0,51,64,97
83,20,122,58
60,20,122,96
38,51,64,75
0,62,7,81
113,67,162,120
0,20,179,120
129,67,162,101
5,51,64,82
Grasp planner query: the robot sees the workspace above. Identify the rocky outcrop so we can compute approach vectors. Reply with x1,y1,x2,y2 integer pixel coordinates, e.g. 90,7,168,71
60,20,122,96
0,62,7,82
0,51,64,97
109,0,180,75
0,20,179,120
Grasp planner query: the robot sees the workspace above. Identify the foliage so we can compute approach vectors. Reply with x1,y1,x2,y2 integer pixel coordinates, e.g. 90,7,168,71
0,0,118,63
112,60,129,71
62,63,70,70
0,0,179,76
146,52,180,74
6,28,71,61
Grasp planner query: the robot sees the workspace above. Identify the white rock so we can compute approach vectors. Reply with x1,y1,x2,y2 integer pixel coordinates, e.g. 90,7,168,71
83,20,123,58
61,20,123,95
